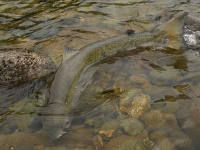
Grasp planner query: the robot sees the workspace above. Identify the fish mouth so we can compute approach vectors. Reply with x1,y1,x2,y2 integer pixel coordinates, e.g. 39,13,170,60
40,102,73,139
48,128,67,139
42,115,72,139
41,113,72,139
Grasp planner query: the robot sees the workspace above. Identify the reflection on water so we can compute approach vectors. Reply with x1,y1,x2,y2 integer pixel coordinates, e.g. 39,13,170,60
0,0,200,149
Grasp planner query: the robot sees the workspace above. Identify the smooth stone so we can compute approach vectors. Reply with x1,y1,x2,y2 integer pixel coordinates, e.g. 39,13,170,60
84,114,105,128
140,110,179,132
104,135,153,150
98,120,120,138
119,93,151,118
161,101,179,113
129,74,152,88
152,138,177,150
119,89,143,108
150,130,168,143
93,134,104,148
128,94,151,118
169,130,195,150
121,118,144,136
150,66,181,81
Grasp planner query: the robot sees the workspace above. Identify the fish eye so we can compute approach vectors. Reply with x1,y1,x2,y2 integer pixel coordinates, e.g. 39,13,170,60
66,120,69,124
64,119,71,128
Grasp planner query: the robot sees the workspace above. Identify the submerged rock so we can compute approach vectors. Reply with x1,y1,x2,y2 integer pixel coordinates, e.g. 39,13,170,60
98,120,120,138
104,134,153,150
120,89,142,107
93,134,104,148
150,66,181,82
140,110,179,133
169,130,195,150
120,92,151,118
152,138,177,150
121,118,144,137
0,49,56,88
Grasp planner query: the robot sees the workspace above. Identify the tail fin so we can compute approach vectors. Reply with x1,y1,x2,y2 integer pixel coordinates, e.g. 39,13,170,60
156,12,188,49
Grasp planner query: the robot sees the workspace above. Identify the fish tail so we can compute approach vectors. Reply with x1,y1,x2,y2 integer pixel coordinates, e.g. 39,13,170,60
156,12,188,49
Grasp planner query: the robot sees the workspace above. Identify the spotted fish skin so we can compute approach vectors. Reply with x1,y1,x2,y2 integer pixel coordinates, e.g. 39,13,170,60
0,49,56,88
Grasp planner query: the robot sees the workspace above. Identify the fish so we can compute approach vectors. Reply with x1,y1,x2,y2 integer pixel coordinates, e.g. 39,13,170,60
41,12,188,139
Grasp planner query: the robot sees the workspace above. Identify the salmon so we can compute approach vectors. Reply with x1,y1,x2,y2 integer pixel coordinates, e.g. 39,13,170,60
41,12,188,139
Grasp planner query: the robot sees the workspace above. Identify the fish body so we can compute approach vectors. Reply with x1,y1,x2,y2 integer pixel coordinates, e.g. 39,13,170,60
42,12,188,139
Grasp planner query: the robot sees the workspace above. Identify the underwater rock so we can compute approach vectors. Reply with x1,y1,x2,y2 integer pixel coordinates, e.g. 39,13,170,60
120,93,151,118
104,134,153,150
112,74,132,92
150,66,181,82
98,120,120,138
152,138,177,150
0,49,56,88
169,130,195,150
140,110,179,133
150,130,168,143
161,101,180,113
185,15,200,31
129,74,152,88
93,134,104,148
0,132,51,150
176,98,200,148
120,118,144,137
119,89,143,108
84,114,105,128
61,125,94,149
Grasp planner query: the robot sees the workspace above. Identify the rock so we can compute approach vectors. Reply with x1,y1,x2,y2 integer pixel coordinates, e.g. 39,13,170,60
58,125,94,149
129,94,151,118
84,114,105,128
120,93,151,118
129,74,152,88
93,134,104,148
0,49,56,88
150,66,181,82
152,138,177,150
161,101,179,113
98,120,120,138
0,132,50,150
104,134,153,150
0,30,13,41
169,130,195,150
121,118,144,136
112,74,132,92
140,110,179,132
185,15,200,31
120,89,142,107
150,130,168,143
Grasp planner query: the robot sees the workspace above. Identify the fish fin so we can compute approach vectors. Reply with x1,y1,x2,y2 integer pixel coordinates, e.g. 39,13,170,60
156,12,188,49
62,47,78,61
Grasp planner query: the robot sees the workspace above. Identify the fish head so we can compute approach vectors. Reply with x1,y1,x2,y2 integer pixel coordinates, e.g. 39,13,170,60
40,103,72,139
42,114,72,139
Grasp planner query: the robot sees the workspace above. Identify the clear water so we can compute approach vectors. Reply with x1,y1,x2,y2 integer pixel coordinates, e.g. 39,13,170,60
0,0,200,149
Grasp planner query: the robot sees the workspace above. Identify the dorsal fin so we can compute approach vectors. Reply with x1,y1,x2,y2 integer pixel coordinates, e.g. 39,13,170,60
155,12,188,49
62,47,78,61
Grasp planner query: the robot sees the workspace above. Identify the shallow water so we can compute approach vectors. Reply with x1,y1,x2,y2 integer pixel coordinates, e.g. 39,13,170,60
0,0,200,150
